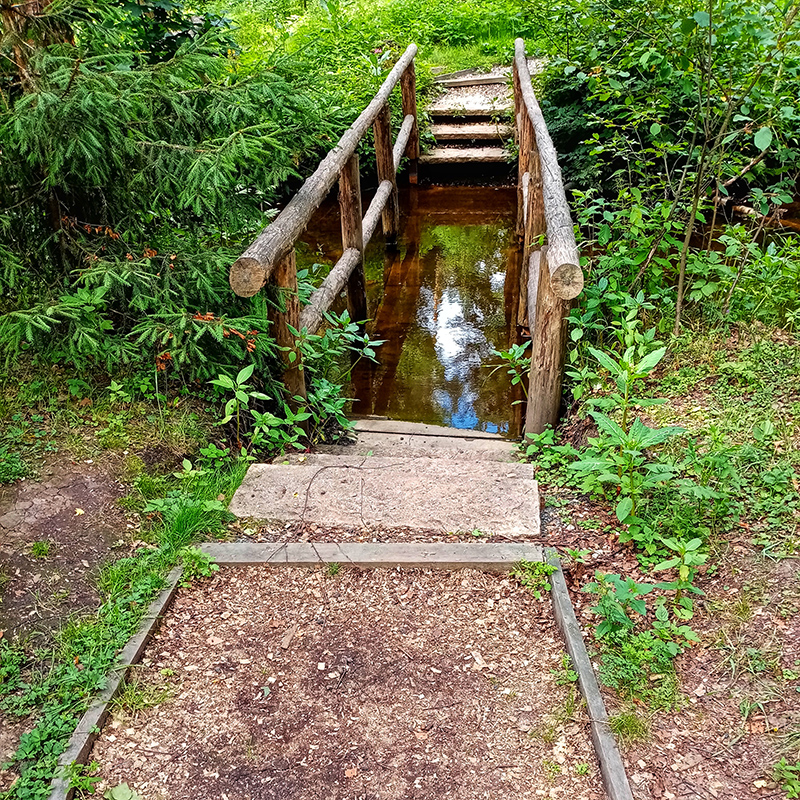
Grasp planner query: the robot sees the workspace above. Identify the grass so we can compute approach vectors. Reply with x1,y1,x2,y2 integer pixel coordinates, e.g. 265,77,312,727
110,672,175,717
29,541,51,559
609,710,650,745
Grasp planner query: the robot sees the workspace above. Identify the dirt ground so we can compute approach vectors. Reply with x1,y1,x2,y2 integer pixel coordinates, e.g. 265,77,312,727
0,454,130,773
0,456,128,638
616,552,800,800
539,484,800,800
90,566,604,800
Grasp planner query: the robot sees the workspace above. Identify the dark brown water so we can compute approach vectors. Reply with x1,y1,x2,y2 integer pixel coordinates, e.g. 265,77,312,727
297,185,523,437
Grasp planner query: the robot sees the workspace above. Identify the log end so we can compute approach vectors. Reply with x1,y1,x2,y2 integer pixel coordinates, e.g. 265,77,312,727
230,257,267,298
550,262,584,300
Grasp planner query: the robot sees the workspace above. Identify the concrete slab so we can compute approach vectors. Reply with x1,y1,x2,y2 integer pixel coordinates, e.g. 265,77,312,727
350,431,515,461
200,542,543,570
230,456,540,536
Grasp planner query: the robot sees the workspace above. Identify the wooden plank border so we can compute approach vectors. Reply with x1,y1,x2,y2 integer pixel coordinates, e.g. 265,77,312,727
545,548,635,800
48,567,183,800
199,542,543,570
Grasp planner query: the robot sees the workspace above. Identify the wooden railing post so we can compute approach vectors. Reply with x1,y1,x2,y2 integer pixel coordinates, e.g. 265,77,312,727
268,249,307,406
518,132,546,329
339,152,367,327
400,62,419,184
374,102,400,244
526,247,570,434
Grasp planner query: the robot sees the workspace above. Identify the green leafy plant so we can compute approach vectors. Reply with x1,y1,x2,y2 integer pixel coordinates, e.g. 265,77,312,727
773,758,800,799
653,537,708,619
209,364,271,449
489,341,532,401
65,760,101,793
551,653,578,685
0,446,28,484
105,784,143,800
178,547,220,586
569,343,684,518
511,560,557,600
584,572,654,637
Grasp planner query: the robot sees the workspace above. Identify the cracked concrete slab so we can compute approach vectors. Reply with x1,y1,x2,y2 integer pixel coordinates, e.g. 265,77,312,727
230,456,539,536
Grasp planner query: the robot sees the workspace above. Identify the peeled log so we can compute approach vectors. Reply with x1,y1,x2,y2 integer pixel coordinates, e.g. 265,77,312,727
229,44,417,295
514,39,583,300
229,257,267,298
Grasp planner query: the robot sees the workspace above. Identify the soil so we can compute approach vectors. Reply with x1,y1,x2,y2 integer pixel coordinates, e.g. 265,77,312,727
0,454,130,779
90,566,604,800
0,456,128,640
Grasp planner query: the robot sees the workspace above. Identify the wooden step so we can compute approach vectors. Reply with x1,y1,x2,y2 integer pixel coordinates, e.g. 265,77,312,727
420,146,512,165
427,94,513,117
436,75,508,88
431,122,513,141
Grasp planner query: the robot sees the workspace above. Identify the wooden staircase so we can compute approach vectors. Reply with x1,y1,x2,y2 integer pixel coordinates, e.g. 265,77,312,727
421,71,514,166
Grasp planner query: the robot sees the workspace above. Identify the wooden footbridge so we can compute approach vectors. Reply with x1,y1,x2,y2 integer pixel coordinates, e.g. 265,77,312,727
228,39,583,437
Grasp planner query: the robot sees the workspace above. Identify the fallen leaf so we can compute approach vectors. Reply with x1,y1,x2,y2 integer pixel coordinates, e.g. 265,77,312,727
75,508,85,516
345,768,358,778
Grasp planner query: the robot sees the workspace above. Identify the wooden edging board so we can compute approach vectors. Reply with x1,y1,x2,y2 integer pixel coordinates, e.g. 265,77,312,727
47,544,633,800
544,548,635,800
48,567,183,800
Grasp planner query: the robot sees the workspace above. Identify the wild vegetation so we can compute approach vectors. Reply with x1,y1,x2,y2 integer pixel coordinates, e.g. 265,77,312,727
1,0,800,796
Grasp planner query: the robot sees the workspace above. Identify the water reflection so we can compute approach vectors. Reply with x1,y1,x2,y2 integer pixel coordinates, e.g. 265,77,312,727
298,185,522,437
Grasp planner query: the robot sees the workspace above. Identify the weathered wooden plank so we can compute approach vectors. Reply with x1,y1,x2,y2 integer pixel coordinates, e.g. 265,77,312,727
200,542,543,570
47,569,182,800
428,95,513,116
431,122,513,141
229,43,417,296
419,146,510,164
514,38,583,300
437,74,507,87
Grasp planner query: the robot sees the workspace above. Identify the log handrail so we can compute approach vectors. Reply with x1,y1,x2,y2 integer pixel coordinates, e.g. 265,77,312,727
513,39,583,300
514,38,583,436
227,44,419,406
229,43,418,299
